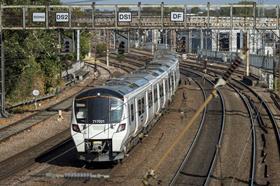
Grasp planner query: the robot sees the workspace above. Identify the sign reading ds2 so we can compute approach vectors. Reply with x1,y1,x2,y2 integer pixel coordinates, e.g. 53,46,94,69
56,13,69,22
118,12,132,22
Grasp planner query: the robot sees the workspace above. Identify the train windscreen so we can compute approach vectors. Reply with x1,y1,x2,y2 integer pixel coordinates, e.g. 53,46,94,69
75,96,124,124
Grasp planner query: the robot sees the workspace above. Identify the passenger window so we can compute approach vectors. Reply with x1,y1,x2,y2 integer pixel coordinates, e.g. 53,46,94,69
130,104,134,121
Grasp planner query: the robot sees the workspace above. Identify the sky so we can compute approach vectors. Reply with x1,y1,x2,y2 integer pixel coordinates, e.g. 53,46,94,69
61,0,279,5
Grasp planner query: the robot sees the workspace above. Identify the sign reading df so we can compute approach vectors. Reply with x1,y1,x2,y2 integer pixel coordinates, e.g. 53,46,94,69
171,12,184,22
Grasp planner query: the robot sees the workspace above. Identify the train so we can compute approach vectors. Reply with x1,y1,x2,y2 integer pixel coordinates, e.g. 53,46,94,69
71,49,180,162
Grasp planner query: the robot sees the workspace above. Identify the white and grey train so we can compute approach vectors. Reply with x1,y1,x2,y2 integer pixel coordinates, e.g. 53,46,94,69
71,49,180,162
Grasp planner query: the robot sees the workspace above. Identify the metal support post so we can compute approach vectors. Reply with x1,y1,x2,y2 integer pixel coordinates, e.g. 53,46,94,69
69,6,72,28
200,29,204,50
115,5,118,29
76,29,80,62
22,6,26,29
206,2,210,58
240,30,243,52
165,29,168,49
161,2,164,30
230,4,233,54
172,30,177,52
113,30,116,50
243,31,250,76
188,30,192,53
91,2,95,28
138,2,141,28
46,4,49,29
106,29,110,66
152,30,154,55
127,30,130,53
253,3,256,54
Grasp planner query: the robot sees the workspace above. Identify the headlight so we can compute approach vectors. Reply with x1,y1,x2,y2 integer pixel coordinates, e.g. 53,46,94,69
116,123,126,132
72,124,81,133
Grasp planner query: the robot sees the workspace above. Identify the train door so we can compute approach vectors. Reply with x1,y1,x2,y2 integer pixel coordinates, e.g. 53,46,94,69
147,89,153,124
137,95,145,127
143,91,149,127
129,99,136,136
153,84,159,114
159,82,164,109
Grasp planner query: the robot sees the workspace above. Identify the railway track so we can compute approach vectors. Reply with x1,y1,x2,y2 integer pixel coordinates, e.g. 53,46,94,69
170,68,225,185
0,56,141,184
0,64,111,143
182,60,280,185
183,67,256,185
0,64,113,182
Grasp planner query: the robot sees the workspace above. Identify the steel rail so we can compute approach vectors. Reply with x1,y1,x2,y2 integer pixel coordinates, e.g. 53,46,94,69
169,71,207,185
183,66,257,185
185,60,279,155
0,64,108,142
183,60,280,184
170,68,225,185
234,79,280,155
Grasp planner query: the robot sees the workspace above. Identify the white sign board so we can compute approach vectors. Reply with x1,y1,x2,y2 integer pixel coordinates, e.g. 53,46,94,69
171,12,184,22
33,13,46,22
32,90,40,97
56,13,69,22
118,12,132,22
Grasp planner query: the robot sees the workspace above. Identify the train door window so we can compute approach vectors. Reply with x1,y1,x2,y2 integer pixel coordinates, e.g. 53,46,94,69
159,83,164,97
154,87,158,103
165,80,168,94
138,99,141,116
168,76,171,88
141,97,145,113
148,92,153,108
171,75,174,89
130,104,134,122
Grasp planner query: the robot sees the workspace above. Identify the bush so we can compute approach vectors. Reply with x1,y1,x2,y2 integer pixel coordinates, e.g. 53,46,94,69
96,43,107,57
7,57,45,103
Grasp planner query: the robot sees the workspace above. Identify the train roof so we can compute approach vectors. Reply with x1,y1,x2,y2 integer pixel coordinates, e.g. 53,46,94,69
76,50,179,98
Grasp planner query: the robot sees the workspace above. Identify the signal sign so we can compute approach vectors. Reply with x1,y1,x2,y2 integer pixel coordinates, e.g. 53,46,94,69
171,12,184,22
33,13,46,22
118,12,132,22
56,13,69,22
63,38,72,53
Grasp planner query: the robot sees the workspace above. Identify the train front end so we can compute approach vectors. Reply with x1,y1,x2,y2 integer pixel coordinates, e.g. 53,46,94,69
71,88,128,162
